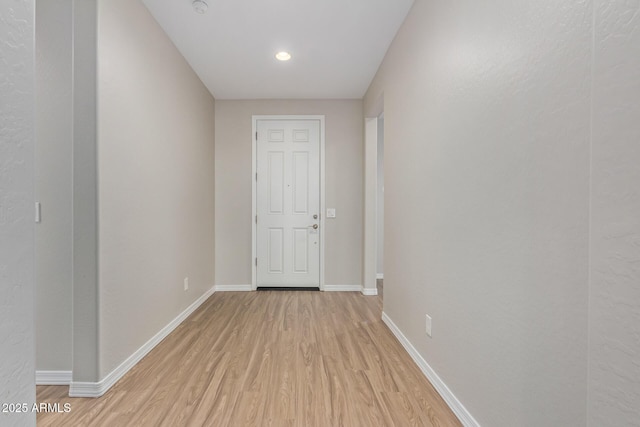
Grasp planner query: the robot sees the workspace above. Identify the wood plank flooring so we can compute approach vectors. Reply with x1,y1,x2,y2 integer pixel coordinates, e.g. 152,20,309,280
37,291,461,426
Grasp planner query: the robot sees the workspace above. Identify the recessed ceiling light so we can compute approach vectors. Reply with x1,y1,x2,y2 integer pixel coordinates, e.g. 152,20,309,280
275,51,292,61
192,0,208,14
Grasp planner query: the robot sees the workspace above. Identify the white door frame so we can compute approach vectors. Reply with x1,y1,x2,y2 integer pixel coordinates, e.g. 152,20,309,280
363,116,379,295
252,115,326,291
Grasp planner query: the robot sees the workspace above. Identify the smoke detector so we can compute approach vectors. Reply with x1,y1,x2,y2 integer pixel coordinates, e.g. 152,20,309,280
192,0,208,14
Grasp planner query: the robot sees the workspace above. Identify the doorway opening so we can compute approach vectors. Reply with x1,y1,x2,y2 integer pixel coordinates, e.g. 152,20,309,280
376,114,384,298
364,109,384,297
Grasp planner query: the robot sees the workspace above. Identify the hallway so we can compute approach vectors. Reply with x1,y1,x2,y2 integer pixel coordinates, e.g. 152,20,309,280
37,291,460,426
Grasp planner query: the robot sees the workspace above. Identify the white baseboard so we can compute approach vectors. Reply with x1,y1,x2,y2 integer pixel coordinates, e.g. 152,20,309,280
381,312,480,427
214,284,252,292
323,284,362,292
376,273,384,280
68,381,102,398
361,287,378,296
36,370,72,385
69,286,215,398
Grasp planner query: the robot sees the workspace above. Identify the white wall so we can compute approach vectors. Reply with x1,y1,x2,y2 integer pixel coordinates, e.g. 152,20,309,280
365,0,592,425
215,100,363,287
35,0,73,374
0,0,36,424
588,1,640,425
97,0,216,378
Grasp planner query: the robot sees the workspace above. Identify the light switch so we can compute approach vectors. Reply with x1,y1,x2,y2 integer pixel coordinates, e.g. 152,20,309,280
326,208,336,218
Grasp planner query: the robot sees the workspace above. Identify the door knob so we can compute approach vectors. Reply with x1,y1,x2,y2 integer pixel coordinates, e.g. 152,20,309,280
311,224,318,229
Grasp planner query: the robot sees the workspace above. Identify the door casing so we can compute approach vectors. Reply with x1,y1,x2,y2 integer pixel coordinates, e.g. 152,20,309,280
252,115,326,290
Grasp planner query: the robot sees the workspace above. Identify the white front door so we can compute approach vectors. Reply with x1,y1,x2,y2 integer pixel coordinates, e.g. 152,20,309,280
256,119,321,287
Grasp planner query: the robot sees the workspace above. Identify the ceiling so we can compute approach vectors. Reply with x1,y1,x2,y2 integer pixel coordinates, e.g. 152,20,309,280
141,0,415,99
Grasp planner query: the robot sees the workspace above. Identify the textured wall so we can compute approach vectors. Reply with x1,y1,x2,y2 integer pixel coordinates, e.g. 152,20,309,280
98,0,216,378
35,0,73,373
0,0,36,425
365,0,591,425
588,1,640,425
215,100,363,287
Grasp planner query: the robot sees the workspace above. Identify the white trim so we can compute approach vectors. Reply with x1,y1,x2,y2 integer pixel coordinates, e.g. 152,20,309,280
69,286,215,398
36,371,72,385
323,284,362,292
252,115,326,291
319,117,326,293
214,284,252,292
381,312,480,427
252,118,257,290
361,287,378,296
376,273,384,280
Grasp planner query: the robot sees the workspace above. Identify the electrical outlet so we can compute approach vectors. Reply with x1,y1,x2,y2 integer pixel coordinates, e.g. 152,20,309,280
425,314,432,337
184,277,189,291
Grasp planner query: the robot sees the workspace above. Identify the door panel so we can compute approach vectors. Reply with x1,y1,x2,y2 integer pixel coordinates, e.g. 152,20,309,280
292,152,309,214
293,228,309,273
257,119,320,287
268,152,284,214
268,228,284,273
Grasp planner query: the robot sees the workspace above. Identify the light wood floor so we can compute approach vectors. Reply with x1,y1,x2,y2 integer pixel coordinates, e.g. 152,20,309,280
37,290,461,426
